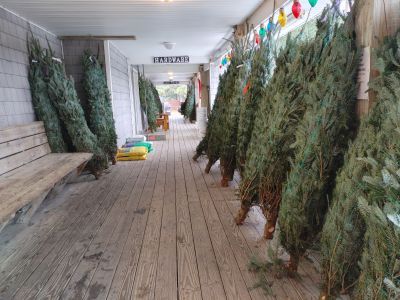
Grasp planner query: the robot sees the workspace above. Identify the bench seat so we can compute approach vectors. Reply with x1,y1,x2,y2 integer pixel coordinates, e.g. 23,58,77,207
0,152,92,225
0,122,92,229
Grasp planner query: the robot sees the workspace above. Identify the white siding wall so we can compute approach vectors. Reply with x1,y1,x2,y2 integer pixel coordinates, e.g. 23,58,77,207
0,7,62,128
106,42,141,146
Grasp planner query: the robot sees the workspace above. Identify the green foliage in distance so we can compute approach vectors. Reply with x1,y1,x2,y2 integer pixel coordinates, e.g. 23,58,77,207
320,30,400,298
82,50,118,163
27,36,68,153
157,84,187,102
278,9,360,270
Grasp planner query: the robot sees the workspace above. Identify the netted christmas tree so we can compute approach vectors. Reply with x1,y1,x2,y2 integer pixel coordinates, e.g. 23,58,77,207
182,83,196,122
235,11,335,239
203,40,250,175
192,72,227,161
278,6,360,272
203,65,234,173
320,30,400,299
27,36,68,153
139,75,160,131
151,83,163,114
355,156,400,300
44,46,108,178
180,100,187,118
219,39,252,186
82,50,118,164
236,40,273,176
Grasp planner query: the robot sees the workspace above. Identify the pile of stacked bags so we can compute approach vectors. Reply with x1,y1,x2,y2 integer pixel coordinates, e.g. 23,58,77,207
116,135,154,161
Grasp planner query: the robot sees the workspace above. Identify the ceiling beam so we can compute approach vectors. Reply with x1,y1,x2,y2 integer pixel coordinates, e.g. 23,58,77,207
61,35,136,40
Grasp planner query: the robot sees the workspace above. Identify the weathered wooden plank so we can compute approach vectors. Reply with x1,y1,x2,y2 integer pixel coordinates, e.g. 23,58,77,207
33,160,148,299
81,143,163,300
0,161,113,269
174,122,202,300
179,122,252,300
7,165,133,299
182,124,276,300
0,116,325,300
0,122,45,144
55,162,146,300
0,133,48,159
176,123,226,300
106,142,166,300
0,153,92,224
154,122,178,300
0,165,128,299
130,138,170,300
0,143,51,176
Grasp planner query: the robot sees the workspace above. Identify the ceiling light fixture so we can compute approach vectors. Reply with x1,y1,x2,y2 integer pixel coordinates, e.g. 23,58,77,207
162,42,176,50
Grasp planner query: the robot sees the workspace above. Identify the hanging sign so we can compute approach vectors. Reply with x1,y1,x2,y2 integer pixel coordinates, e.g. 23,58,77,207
163,80,181,84
154,56,190,64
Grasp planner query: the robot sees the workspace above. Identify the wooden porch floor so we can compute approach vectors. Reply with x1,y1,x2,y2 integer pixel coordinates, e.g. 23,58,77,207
0,115,321,300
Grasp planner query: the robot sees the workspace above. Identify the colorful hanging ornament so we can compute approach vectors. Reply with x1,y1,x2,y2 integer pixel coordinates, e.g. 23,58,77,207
308,0,318,7
227,53,232,62
278,8,287,27
292,0,302,19
259,23,267,40
254,29,260,45
243,82,250,95
267,17,276,32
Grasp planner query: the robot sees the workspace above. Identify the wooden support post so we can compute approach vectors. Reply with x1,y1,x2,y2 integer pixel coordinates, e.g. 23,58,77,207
355,0,400,116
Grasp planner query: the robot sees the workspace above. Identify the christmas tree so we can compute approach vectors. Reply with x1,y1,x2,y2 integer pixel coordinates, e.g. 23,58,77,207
82,51,118,164
204,39,249,175
236,11,334,239
27,36,68,153
139,75,160,131
203,55,237,173
278,7,360,272
219,39,252,186
236,40,273,176
182,83,196,122
355,157,400,300
151,83,163,114
45,47,108,178
320,30,400,299
193,73,227,161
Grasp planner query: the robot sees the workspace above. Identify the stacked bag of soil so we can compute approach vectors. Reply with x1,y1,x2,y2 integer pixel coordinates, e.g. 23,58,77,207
116,137,154,161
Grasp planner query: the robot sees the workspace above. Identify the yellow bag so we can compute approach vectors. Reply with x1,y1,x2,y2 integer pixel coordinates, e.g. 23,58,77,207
117,154,147,161
117,146,148,158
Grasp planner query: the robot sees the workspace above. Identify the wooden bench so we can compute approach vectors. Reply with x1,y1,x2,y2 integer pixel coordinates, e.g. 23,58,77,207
0,122,92,232
156,113,169,131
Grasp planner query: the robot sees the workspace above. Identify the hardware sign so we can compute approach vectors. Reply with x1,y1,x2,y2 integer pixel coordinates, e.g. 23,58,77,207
154,56,189,64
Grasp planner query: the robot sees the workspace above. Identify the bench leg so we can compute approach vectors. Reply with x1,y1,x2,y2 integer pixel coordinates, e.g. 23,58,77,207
13,192,49,225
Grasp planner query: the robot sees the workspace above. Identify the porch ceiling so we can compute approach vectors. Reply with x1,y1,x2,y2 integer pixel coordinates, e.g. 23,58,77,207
0,0,263,67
